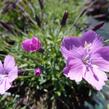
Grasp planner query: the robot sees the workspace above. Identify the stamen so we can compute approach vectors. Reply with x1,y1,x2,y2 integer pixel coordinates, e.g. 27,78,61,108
84,41,92,51
90,67,99,81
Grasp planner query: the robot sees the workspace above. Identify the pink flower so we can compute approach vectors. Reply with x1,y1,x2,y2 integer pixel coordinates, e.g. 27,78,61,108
0,55,18,94
22,36,42,52
34,68,41,76
61,30,108,90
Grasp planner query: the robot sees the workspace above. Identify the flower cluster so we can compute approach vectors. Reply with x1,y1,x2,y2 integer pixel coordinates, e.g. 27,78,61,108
0,31,109,94
61,30,109,90
0,36,42,94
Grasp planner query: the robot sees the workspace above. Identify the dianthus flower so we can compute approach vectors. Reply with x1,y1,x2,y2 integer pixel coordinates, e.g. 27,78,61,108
61,30,108,90
22,36,41,52
0,55,18,94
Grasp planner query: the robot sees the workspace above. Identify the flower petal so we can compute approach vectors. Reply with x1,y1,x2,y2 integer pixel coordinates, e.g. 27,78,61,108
96,46,109,61
61,37,82,50
92,65,107,81
31,37,41,51
61,47,74,60
0,77,11,94
0,61,4,74
8,66,18,83
22,39,32,52
83,66,107,90
4,55,15,72
61,46,85,60
88,37,103,53
91,54,109,72
81,30,103,45
65,66,85,82
64,58,85,82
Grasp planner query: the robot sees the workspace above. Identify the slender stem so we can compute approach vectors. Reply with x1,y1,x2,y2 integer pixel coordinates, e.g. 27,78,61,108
18,69,34,72
17,75,33,80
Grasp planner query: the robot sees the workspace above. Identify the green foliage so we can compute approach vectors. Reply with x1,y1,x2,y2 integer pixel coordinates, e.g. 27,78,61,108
84,85,109,109
0,0,108,109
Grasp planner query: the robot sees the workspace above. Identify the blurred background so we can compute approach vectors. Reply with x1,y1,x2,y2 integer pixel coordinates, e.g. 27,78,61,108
0,0,109,109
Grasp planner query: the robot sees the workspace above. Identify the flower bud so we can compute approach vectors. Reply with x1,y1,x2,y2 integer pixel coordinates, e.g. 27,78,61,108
60,11,68,26
22,36,42,52
34,67,41,76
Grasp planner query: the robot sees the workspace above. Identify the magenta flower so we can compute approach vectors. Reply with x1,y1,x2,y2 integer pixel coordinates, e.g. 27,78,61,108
22,36,42,52
61,30,108,90
34,67,41,76
0,55,18,94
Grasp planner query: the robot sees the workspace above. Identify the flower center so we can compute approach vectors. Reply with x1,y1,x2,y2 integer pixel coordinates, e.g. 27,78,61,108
84,41,91,50
82,54,91,65
82,41,93,65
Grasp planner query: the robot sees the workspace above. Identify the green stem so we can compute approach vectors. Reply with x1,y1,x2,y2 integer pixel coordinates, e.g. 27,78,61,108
17,75,33,80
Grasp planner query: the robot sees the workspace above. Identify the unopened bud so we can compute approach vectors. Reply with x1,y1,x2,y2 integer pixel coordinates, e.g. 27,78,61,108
60,11,68,26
